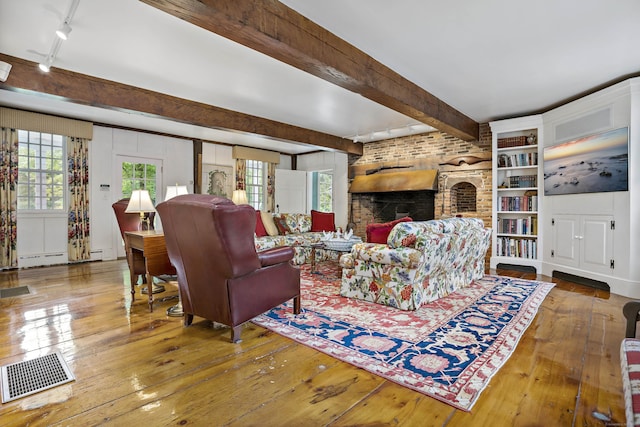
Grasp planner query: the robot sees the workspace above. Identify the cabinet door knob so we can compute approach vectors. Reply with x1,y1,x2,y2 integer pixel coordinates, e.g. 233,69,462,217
574,235,583,240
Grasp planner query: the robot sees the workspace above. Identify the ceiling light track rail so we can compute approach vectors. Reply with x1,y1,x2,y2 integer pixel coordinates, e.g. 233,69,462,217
38,0,80,73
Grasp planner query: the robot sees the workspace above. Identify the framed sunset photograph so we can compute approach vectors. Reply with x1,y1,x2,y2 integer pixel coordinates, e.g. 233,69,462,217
543,127,629,196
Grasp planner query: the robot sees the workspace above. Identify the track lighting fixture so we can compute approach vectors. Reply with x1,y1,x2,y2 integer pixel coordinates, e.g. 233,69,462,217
36,0,80,73
56,23,72,40
38,56,53,73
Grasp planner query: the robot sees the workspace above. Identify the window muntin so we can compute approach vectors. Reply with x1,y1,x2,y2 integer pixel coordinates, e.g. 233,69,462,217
121,161,157,203
17,130,65,210
245,160,265,210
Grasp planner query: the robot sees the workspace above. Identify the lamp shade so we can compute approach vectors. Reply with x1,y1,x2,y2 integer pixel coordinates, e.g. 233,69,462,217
231,189,248,205
165,184,188,201
125,190,156,213
56,23,72,40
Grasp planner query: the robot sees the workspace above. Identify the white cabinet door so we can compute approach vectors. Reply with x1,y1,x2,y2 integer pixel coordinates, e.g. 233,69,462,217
582,216,613,274
551,214,613,274
275,169,307,213
553,215,579,268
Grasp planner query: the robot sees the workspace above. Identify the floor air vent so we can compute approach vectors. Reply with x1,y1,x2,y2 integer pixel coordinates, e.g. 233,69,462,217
1,352,75,403
0,286,31,298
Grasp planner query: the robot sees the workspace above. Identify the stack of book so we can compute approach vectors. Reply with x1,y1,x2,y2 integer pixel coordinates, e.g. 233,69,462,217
497,216,538,235
495,237,537,259
497,195,538,212
497,152,538,167
508,175,537,188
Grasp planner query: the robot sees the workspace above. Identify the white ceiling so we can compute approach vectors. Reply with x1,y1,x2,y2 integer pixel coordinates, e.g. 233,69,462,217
1,0,639,154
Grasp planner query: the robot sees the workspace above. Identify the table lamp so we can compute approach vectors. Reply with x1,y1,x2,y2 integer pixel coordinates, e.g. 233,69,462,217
125,189,156,230
165,184,188,201
231,189,248,205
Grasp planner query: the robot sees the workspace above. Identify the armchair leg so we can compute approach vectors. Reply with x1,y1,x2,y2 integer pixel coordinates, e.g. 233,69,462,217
184,313,194,327
293,296,301,314
623,301,640,338
231,325,243,343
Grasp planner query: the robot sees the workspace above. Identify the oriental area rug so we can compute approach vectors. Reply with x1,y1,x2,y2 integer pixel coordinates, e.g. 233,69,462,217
253,263,554,411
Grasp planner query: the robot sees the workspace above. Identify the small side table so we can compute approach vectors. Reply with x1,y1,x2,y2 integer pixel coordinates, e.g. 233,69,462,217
124,230,175,312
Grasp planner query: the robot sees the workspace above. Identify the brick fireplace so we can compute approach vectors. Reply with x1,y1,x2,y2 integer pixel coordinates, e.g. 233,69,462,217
347,125,493,245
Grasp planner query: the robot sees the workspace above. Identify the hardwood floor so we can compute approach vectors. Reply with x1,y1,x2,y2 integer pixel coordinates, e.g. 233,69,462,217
0,260,630,426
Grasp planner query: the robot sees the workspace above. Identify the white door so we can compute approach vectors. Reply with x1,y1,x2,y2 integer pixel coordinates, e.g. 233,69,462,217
113,155,164,257
275,169,307,213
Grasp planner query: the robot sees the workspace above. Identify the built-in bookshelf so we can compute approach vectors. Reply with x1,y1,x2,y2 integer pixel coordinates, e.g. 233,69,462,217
490,115,543,271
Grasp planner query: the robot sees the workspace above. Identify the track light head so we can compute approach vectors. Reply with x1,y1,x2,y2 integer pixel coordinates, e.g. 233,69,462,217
56,23,72,40
38,57,52,73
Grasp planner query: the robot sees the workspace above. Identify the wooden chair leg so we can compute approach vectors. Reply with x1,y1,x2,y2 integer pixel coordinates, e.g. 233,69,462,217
623,301,640,338
184,313,194,327
293,296,301,314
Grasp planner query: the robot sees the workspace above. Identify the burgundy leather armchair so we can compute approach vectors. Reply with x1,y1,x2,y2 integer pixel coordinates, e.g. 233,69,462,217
157,194,301,343
112,198,162,296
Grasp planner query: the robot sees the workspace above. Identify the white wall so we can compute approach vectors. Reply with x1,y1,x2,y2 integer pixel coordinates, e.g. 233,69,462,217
541,77,639,297
296,151,349,229
91,126,193,261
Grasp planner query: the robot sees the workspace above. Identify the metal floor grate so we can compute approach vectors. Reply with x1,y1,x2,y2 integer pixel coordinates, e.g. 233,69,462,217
1,352,75,403
0,286,30,298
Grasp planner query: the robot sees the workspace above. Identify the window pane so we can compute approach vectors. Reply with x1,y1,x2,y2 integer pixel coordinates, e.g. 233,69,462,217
134,163,144,179
17,131,65,211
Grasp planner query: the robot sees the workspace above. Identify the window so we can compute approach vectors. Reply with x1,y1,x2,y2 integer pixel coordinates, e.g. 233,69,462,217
17,130,66,210
311,170,333,212
121,161,157,203
245,160,266,210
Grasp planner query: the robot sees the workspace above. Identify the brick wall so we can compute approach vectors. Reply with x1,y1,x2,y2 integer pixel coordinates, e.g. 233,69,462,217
347,123,493,266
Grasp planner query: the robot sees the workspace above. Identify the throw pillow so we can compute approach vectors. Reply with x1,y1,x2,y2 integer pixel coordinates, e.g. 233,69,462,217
310,210,336,232
255,210,268,237
273,215,291,235
280,213,311,233
366,216,412,244
260,211,279,236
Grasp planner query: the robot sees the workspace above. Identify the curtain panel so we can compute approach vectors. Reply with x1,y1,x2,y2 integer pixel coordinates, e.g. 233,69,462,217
0,127,18,268
235,158,245,190
68,137,90,261
267,162,276,212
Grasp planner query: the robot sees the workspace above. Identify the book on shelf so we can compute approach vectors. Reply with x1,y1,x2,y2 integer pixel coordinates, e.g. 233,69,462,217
508,175,537,188
496,236,537,259
496,216,538,235
498,152,538,168
498,195,538,212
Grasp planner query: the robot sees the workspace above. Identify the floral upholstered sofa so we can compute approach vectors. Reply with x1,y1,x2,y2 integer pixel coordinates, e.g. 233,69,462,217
339,217,492,310
254,212,339,265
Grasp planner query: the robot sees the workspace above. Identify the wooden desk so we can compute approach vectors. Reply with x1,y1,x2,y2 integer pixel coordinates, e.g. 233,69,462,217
124,230,175,312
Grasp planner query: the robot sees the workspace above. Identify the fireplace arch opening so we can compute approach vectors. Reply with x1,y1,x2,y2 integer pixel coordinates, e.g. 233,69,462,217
451,182,477,213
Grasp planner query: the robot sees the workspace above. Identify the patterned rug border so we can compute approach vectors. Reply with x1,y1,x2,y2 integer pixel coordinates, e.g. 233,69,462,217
253,268,554,411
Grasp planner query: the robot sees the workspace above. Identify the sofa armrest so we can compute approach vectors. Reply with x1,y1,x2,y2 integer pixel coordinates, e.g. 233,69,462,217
351,242,423,269
257,246,295,267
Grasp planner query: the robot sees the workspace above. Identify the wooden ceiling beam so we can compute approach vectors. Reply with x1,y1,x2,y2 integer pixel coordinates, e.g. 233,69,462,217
140,0,480,141
0,54,362,155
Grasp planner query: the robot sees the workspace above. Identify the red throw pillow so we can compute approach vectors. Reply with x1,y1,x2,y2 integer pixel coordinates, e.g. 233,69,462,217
255,210,268,237
366,216,412,244
311,210,336,232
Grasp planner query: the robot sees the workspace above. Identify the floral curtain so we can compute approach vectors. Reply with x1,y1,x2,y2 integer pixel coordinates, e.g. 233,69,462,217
235,158,245,190
68,137,90,261
266,162,275,212
0,127,18,268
